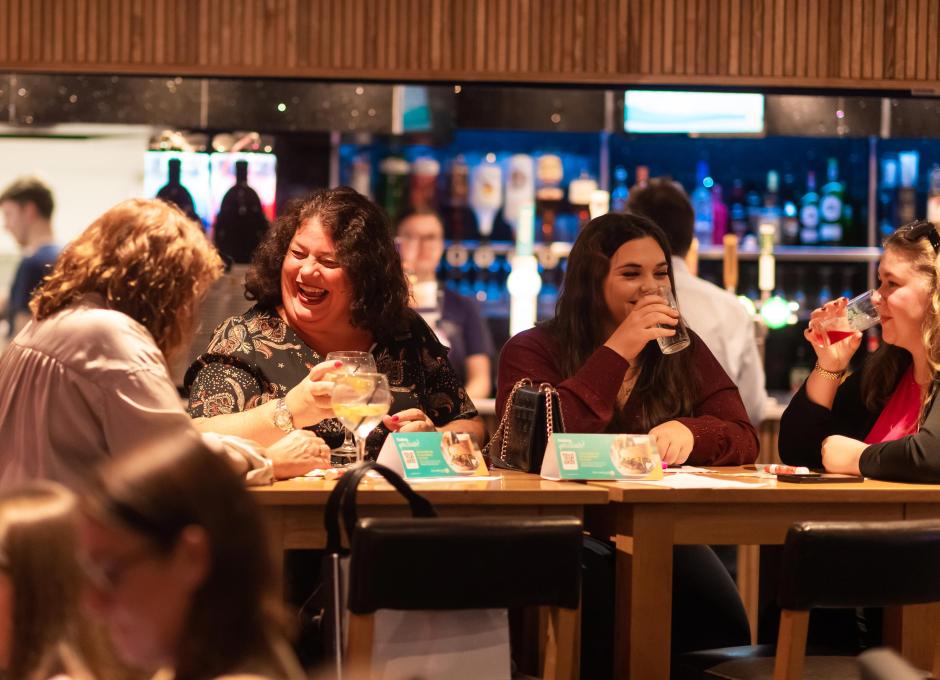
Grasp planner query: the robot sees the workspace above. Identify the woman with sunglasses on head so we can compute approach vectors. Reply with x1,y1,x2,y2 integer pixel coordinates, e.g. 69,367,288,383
780,220,940,482
79,432,304,680
0,482,120,680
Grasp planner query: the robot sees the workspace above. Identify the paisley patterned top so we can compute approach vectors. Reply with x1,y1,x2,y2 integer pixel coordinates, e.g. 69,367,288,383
184,305,478,458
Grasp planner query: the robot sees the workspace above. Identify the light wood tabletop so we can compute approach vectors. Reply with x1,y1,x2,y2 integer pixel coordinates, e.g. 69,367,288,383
584,467,940,680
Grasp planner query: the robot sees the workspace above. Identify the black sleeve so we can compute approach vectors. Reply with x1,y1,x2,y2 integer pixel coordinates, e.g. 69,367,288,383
859,387,940,483
779,371,872,468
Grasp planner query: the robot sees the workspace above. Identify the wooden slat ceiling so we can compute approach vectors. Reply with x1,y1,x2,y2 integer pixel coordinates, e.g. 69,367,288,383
1,0,938,91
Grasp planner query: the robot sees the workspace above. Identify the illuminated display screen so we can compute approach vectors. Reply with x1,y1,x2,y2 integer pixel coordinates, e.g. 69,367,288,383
624,91,765,134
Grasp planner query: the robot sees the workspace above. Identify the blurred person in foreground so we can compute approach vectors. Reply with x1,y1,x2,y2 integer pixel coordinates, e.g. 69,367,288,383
626,177,768,427
185,187,483,456
80,433,305,680
0,198,329,489
396,208,494,400
0,177,61,339
0,482,121,680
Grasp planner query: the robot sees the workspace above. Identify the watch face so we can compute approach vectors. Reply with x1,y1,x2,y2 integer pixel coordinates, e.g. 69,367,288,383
274,401,293,431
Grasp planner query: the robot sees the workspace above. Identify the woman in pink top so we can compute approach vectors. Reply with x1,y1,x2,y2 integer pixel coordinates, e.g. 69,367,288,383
780,220,940,481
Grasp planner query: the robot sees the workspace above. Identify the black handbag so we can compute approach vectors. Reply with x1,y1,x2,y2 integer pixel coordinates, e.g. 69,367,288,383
485,378,566,473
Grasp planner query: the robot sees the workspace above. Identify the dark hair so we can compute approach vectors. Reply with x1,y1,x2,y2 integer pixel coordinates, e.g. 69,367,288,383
245,186,411,338
85,433,287,680
0,176,55,219
625,178,695,257
395,206,444,234
545,212,695,431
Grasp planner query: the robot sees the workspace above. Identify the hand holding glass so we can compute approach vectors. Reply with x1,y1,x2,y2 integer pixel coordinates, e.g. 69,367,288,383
653,285,690,354
324,351,377,462
330,372,392,466
810,290,880,345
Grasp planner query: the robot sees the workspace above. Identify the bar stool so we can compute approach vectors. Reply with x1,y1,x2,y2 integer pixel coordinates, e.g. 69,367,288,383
677,519,940,680
344,516,583,680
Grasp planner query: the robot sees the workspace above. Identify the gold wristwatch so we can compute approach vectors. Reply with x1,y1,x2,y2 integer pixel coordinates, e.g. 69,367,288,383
273,398,295,433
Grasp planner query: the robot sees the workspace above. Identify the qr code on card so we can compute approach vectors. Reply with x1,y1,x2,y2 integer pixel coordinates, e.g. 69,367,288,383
401,450,419,469
560,450,578,470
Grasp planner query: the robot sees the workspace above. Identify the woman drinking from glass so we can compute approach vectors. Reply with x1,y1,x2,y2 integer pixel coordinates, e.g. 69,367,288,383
781,220,940,481
186,187,483,459
496,211,758,466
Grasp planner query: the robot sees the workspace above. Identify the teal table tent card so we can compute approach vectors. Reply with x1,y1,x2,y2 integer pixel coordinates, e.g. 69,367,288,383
377,431,488,479
540,433,664,481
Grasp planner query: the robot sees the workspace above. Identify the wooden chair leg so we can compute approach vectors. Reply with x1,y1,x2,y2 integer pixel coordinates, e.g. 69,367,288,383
773,609,810,680
346,612,375,679
932,631,940,680
543,606,579,680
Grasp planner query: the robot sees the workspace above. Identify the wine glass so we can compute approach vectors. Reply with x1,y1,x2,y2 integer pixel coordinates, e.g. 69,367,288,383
325,351,377,463
331,373,392,466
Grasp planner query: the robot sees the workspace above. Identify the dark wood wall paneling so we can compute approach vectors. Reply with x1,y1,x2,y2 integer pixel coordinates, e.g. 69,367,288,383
1,0,939,90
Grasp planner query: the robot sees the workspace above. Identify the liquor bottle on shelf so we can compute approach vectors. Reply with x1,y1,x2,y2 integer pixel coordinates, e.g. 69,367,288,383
791,266,808,318
762,170,782,244
631,165,649,193
535,154,565,243
409,157,440,212
503,154,535,234
897,151,919,226
691,160,714,245
445,155,470,241
818,158,845,245
377,156,410,222
744,181,763,242
212,160,269,265
711,184,729,245
780,173,800,246
927,164,940,226
470,156,503,241
729,179,748,240
879,156,899,240
839,269,855,301
156,158,199,224
349,153,372,199
799,171,820,246
610,166,629,213
568,170,597,233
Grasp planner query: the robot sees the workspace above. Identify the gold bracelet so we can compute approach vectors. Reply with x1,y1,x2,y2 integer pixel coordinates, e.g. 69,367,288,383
814,362,846,382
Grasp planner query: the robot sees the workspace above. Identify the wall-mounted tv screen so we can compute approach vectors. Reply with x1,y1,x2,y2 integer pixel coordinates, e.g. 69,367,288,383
624,90,765,134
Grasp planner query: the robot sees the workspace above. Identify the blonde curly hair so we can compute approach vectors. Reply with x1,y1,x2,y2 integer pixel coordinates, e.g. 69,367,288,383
31,198,223,358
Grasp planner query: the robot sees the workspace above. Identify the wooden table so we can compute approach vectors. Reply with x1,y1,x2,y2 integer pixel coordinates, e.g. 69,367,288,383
252,469,608,575
585,469,940,680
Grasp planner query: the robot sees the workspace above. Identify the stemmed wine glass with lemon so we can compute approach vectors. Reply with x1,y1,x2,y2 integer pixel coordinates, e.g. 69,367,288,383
330,372,392,466
324,350,376,465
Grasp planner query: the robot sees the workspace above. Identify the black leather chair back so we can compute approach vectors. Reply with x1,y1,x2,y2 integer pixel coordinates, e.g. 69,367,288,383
347,516,582,615
778,519,940,611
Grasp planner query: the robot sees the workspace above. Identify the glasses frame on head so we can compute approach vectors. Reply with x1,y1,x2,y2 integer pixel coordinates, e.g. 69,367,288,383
898,219,940,254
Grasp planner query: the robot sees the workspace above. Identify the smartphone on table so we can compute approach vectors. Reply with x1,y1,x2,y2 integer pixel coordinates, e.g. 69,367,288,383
775,472,864,484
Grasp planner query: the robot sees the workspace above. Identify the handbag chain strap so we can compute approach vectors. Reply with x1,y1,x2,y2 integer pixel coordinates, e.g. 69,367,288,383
540,382,566,438
484,377,532,464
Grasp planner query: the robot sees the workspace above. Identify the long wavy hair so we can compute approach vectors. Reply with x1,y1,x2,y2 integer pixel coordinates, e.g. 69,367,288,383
1,482,115,680
84,433,294,680
861,224,939,418
245,186,411,339
30,199,223,360
545,212,696,431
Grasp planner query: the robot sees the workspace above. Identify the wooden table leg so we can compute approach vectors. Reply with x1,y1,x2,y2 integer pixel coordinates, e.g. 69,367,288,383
613,506,675,680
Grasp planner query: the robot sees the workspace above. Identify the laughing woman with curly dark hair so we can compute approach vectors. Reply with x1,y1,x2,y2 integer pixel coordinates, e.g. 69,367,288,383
185,187,482,458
